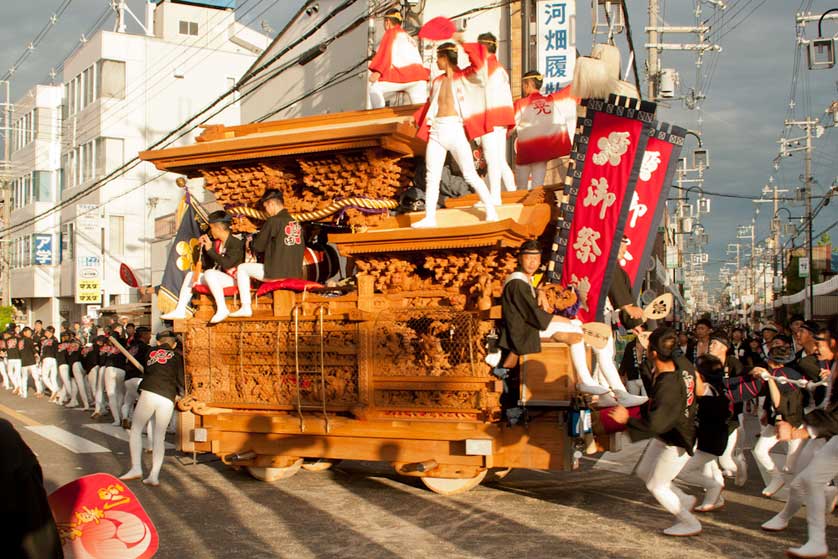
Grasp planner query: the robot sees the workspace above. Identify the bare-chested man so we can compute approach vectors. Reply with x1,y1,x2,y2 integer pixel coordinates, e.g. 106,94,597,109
411,34,497,228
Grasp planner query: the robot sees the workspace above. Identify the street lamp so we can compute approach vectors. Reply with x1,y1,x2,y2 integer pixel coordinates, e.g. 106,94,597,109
807,8,837,70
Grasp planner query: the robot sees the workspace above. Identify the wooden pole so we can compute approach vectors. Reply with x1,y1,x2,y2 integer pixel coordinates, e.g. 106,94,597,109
109,335,144,372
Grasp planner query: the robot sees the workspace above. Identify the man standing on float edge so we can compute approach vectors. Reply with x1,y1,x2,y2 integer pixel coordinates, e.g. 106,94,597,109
411,35,498,228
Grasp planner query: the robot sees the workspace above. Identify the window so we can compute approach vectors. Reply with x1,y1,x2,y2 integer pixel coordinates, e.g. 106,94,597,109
12,109,36,152
179,20,198,35
95,137,124,176
99,60,125,99
65,63,101,116
61,223,74,262
83,65,96,107
109,215,125,257
33,171,54,202
11,173,33,209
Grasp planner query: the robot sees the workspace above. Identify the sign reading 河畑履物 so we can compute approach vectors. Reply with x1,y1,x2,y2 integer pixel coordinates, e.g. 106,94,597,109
535,1,576,94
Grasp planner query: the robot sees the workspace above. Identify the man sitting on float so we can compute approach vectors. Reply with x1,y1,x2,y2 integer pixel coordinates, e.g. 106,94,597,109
161,210,244,324
229,189,306,319
540,237,648,408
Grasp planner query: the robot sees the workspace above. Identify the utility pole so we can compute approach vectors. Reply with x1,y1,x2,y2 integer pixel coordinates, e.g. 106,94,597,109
644,1,721,104
647,0,659,100
782,117,819,319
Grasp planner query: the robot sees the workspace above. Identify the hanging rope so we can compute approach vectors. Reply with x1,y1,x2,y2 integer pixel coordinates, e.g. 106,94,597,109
318,305,330,433
292,305,306,432
276,320,282,405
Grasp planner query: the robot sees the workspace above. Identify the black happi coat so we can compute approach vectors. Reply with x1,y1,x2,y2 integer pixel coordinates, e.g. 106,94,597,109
628,367,698,454
202,234,245,273
498,273,553,356
139,347,185,402
252,209,305,280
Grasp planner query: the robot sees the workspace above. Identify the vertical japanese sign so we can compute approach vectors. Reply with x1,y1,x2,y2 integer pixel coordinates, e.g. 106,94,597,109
33,234,54,265
548,95,657,322
75,204,102,304
619,122,686,295
536,1,576,94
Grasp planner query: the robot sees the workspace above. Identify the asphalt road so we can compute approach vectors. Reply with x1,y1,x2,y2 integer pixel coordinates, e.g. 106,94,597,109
2,388,836,559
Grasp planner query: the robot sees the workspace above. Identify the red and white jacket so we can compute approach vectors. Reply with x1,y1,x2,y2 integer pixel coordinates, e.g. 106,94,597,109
414,43,489,142
482,54,515,132
512,84,578,165
369,26,429,84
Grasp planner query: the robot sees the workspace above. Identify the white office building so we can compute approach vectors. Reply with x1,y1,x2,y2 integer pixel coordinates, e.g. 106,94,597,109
7,85,64,326
56,0,267,323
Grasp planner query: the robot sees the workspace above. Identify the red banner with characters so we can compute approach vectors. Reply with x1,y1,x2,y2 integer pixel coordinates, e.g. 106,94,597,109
619,123,685,295
548,95,657,322
49,473,158,559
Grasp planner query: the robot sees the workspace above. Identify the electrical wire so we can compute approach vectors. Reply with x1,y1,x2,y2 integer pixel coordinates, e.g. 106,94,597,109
0,0,386,236
0,0,75,83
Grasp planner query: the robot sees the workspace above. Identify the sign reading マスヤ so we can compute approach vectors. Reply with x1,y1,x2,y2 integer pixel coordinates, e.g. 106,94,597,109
76,254,102,304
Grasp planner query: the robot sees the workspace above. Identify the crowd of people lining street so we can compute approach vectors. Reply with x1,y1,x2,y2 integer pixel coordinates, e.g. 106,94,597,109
0,318,184,490
496,240,838,559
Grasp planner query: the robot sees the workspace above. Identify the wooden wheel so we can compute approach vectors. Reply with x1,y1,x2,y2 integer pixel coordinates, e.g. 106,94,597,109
247,458,303,482
421,470,487,496
301,458,341,472
484,467,512,483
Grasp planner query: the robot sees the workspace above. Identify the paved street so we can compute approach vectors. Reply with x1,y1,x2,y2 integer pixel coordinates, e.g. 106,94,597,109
2,388,837,559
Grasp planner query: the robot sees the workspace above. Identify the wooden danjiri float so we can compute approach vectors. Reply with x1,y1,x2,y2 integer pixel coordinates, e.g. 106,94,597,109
140,105,597,495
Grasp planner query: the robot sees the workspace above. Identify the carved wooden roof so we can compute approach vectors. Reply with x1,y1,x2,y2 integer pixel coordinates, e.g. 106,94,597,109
330,203,552,256
138,105,424,175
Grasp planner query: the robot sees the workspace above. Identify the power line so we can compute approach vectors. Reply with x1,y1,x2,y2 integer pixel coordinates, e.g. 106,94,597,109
60,0,269,153
0,0,383,237
1,0,75,82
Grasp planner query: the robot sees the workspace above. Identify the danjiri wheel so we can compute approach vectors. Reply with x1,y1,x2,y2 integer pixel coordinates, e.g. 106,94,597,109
420,470,488,496
247,459,304,482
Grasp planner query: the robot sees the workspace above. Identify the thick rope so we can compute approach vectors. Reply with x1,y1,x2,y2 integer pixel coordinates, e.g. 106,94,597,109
227,197,398,223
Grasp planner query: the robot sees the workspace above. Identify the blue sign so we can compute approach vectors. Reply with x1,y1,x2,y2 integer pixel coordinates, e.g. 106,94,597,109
33,234,54,265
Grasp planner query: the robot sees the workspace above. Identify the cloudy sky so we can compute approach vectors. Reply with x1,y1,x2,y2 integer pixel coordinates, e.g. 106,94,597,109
1,0,836,295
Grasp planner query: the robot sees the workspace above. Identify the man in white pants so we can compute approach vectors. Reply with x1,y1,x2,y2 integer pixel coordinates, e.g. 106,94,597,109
610,327,702,537
161,211,244,324
38,327,60,402
84,336,108,418
0,334,9,389
763,332,838,559
411,37,498,228
476,32,517,203
511,71,576,189
120,330,184,487
121,327,151,428
18,327,43,399
368,9,428,109
752,345,807,497
6,331,21,394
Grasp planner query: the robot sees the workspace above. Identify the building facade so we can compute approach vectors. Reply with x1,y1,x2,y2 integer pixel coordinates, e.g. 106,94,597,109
7,85,64,326
53,0,266,324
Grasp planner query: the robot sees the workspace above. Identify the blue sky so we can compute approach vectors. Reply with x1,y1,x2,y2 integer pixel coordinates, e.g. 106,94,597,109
2,0,836,295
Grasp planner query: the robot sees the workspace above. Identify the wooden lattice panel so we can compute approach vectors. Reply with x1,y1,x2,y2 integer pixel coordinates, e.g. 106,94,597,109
183,319,360,410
